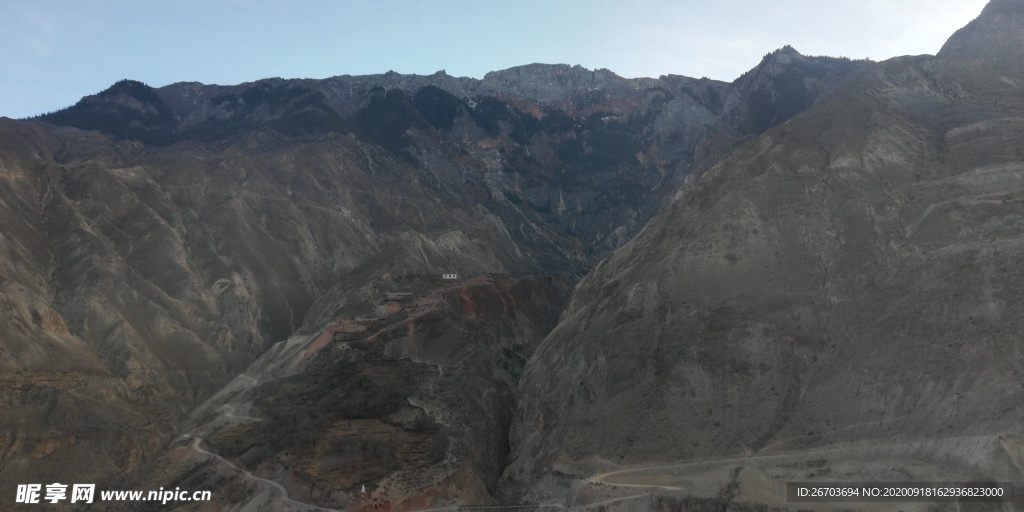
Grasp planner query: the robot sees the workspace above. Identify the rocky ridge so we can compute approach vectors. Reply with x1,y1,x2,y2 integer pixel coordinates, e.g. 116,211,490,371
0,120,546,497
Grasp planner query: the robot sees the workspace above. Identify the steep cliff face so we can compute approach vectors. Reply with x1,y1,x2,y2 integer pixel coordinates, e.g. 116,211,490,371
504,55,1024,508
939,0,1024,73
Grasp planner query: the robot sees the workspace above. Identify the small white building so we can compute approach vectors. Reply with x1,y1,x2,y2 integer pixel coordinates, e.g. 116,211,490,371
441,273,458,280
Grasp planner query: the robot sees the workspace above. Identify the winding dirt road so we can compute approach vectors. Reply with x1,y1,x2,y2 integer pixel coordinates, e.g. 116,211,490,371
184,434,341,512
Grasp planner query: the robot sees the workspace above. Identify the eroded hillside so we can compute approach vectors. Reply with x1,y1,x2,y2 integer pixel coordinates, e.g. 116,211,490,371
505,55,1024,511
0,49,864,509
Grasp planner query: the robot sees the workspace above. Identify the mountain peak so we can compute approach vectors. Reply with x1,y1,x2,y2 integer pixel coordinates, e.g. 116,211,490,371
99,78,151,95
777,44,801,55
40,77,175,143
749,45,805,69
938,0,1024,72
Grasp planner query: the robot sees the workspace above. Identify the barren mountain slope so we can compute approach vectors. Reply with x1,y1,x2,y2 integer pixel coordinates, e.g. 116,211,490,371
504,56,1024,509
0,50,864,507
106,274,571,511
0,120,552,494
940,0,1024,73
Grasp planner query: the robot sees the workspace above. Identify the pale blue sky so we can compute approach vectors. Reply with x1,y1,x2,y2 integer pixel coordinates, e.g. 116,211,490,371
1,0,988,119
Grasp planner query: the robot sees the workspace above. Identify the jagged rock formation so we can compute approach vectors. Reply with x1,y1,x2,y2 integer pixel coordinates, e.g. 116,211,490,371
939,0,1024,73
38,54,863,259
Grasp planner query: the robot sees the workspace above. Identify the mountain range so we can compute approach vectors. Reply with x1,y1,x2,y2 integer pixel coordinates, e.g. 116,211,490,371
1,2,1023,511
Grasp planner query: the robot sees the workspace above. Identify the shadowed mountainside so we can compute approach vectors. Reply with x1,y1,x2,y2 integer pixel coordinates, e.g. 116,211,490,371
39,51,864,259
